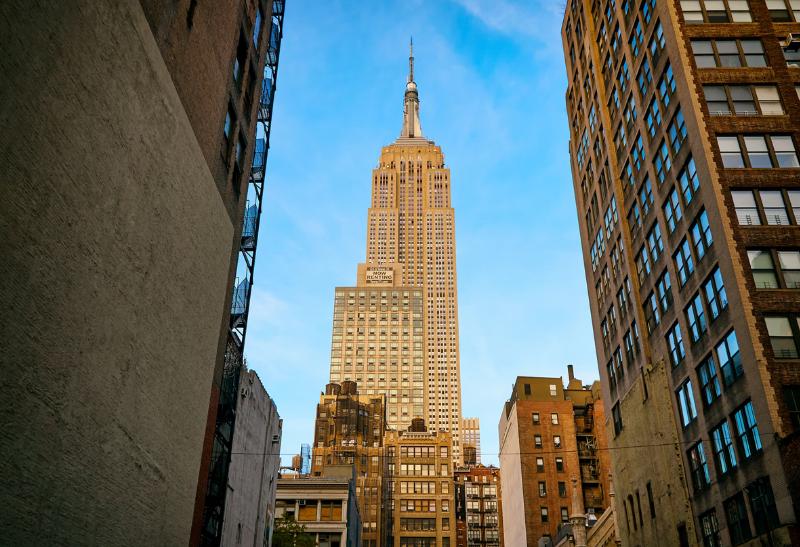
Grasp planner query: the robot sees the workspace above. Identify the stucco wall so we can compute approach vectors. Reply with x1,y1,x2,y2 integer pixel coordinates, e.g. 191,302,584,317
498,404,526,547
222,370,282,547
0,1,233,544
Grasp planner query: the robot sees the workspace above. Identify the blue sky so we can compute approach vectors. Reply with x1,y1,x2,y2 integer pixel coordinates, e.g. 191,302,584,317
246,0,598,466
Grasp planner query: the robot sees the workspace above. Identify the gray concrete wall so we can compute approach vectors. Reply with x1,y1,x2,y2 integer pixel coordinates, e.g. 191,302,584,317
221,369,282,547
0,1,234,544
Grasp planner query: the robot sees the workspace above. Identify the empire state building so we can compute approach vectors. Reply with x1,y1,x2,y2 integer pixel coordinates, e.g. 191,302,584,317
328,43,465,463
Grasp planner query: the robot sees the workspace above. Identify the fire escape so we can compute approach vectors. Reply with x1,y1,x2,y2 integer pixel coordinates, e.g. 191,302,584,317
201,2,285,545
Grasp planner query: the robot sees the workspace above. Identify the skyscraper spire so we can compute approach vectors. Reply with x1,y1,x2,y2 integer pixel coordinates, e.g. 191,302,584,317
400,38,423,139
409,36,414,83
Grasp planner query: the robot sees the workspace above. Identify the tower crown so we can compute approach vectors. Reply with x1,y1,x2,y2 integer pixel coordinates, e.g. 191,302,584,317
400,38,423,139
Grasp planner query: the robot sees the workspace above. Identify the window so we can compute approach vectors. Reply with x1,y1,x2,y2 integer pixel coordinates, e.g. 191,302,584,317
664,188,683,232
783,34,800,66
541,507,549,523
645,99,661,138
253,6,264,48
656,270,673,312
680,0,752,22
233,33,247,88
686,293,707,342
644,291,661,333
638,58,652,96
688,442,711,491
555,457,564,471
717,330,743,386
718,136,744,167
612,403,623,435
654,141,672,184
649,20,666,60
559,481,567,497
550,384,558,397
554,435,562,448
748,250,777,288
536,457,544,472
747,477,780,536
703,267,728,320
768,0,800,21
539,481,547,497
700,509,722,547
534,435,542,448
632,134,646,171
690,210,713,260
646,222,663,262
561,507,569,522
732,190,761,225
667,323,686,366
674,238,695,285
668,109,688,153
678,157,699,204
636,246,651,282
786,387,800,429
658,64,676,108
719,135,800,168
692,39,766,68
732,400,762,460
532,412,540,424
697,355,722,406
761,190,790,225
677,378,698,426
551,413,559,425
778,250,800,287
724,492,752,545
765,315,799,358
704,84,783,116
223,106,236,159
711,420,737,476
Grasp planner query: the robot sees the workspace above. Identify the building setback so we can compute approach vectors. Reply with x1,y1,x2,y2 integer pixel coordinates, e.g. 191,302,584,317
562,0,800,544
0,1,282,544
326,43,465,464
311,381,388,547
454,464,503,547
498,367,611,546
220,368,282,547
385,419,457,547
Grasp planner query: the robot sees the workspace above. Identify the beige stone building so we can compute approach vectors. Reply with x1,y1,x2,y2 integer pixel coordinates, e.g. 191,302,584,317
385,419,457,547
562,0,800,544
328,43,465,464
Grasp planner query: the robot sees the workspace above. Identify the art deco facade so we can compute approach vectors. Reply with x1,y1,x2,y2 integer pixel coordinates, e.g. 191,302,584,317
562,0,800,544
385,419,457,547
311,381,388,547
328,45,465,463
454,464,503,547
498,368,611,545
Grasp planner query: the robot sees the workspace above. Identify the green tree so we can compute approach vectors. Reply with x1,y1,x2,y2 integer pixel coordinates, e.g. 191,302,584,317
271,517,315,547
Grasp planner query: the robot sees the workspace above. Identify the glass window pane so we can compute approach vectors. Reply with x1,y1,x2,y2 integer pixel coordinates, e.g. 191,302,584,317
692,40,713,54
718,136,741,152
760,190,785,208
732,190,757,208
766,317,793,337
717,40,739,54
744,136,768,152
748,250,774,269
778,251,800,270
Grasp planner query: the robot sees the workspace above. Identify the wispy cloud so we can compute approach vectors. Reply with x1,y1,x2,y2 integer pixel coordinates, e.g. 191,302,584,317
450,0,564,38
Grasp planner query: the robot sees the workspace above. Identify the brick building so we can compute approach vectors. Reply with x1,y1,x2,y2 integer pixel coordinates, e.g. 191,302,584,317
562,0,800,544
497,367,611,546
1,1,283,545
454,464,503,547
311,381,388,547
385,419,457,547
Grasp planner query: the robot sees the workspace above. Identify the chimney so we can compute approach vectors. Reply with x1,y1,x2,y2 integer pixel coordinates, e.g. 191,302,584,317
568,364,575,382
